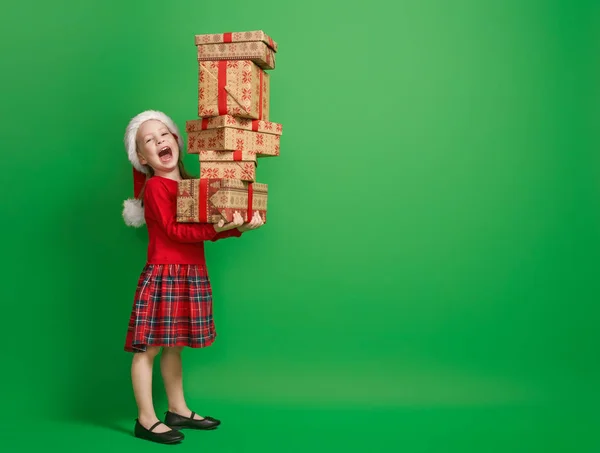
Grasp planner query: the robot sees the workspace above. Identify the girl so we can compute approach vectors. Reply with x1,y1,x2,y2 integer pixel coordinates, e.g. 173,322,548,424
121,110,264,444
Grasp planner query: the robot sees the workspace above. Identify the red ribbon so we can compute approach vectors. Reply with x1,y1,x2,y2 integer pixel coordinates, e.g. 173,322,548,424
201,118,209,130
217,60,264,120
251,120,259,131
223,32,232,43
233,150,243,161
247,183,254,221
217,60,228,115
198,179,208,223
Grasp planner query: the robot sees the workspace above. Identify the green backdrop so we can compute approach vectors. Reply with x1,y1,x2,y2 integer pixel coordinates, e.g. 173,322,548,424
2,0,599,451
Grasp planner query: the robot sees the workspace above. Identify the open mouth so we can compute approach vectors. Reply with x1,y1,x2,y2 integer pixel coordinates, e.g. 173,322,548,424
158,146,173,162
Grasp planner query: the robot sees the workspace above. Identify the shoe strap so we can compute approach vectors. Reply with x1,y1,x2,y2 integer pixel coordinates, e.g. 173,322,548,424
190,411,196,419
149,421,163,432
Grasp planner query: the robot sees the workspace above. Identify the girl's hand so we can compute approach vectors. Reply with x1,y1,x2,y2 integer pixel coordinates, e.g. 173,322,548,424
238,211,265,232
214,211,244,232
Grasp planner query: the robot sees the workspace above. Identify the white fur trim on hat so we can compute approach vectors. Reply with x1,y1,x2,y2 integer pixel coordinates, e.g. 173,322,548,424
123,198,145,227
124,110,184,173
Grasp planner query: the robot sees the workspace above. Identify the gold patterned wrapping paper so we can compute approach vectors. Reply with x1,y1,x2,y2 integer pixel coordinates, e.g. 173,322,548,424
177,179,268,223
187,127,280,157
198,60,269,120
195,30,277,70
200,161,256,182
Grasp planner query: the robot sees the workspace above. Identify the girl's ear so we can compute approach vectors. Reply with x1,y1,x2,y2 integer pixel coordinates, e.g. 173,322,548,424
173,133,179,143
137,152,148,165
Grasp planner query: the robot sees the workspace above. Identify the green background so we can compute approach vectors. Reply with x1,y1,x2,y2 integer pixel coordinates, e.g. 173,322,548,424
2,0,599,451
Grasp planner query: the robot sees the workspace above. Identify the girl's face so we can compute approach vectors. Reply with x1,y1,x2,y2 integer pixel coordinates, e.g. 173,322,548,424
136,119,180,175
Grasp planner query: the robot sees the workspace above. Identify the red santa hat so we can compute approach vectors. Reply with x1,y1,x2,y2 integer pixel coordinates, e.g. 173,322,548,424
122,110,184,227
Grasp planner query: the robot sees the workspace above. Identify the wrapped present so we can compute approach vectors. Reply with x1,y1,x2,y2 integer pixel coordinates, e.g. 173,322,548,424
195,30,277,70
186,117,281,158
186,115,282,135
177,179,268,223
198,60,269,120
200,161,256,182
198,149,256,162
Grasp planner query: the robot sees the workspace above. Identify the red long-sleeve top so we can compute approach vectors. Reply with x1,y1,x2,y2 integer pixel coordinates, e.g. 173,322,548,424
143,175,242,264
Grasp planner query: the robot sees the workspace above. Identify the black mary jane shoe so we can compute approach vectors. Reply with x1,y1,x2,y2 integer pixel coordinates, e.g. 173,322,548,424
134,419,185,444
164,411,221,430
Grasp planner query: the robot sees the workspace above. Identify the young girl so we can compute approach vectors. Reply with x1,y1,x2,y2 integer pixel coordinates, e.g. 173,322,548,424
121,110,264,444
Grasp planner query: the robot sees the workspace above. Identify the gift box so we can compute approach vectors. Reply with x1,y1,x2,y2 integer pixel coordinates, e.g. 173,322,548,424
198,60,269,120
177,179,268,223
186,115,282,135
198,149,256,162
200,161,256,182
195,30,277,70
186,118,281,157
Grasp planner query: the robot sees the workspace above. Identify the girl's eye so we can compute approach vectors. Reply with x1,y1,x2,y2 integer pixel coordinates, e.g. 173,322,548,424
161,132,168,136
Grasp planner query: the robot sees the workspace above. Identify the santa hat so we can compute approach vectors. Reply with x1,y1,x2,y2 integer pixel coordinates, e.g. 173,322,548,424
122,110,184,227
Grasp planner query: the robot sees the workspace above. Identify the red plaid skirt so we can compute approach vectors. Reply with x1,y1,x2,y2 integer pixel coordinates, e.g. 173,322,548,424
124,264,216,353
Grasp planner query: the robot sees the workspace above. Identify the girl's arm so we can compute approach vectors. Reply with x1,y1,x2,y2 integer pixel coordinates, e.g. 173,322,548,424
213,227,243,241
144,178,242,243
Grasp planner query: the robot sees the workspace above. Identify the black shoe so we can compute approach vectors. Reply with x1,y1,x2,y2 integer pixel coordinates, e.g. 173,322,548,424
164,411,221,430
134,419,185,444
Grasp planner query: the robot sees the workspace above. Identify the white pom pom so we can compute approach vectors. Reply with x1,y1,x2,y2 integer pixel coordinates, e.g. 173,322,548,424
123,198,145,227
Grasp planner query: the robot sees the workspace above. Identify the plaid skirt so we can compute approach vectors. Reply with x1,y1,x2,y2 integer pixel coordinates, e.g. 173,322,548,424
124,264,216,353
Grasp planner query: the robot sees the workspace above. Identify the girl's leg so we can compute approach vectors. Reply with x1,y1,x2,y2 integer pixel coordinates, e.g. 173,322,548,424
132,346,173,432
160,346,204,420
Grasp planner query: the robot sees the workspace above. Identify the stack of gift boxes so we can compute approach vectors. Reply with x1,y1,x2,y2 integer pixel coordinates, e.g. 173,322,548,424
176,30,281,225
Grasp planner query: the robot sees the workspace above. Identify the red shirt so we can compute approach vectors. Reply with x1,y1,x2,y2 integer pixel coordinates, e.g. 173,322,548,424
143,176,242,264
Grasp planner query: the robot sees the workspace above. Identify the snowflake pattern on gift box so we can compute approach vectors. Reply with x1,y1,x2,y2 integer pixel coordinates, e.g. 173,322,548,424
208,137,217,148
201,168,219,178
226,116,238,125
217,193,228,204
227,61,239,69
262,121,273,131
242,71,252,84
196,138,206,149
216,129,225,140
199,106,214,117
276,124,282,133
236,138,244,150
256,134,264,146
242,163,254,175
209,61,219,69
224,169,236,178
241,88,252,102
199,87,205,100
199,71,205,83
